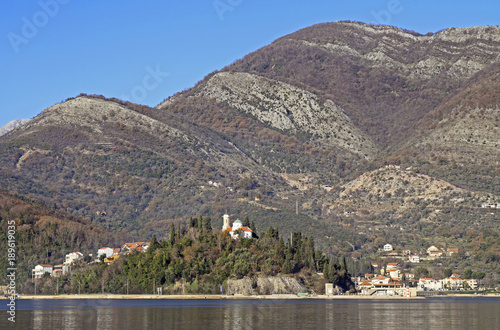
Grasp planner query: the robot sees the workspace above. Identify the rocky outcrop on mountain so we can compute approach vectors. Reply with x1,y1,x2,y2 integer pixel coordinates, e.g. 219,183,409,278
332,166,486,213
193,71,378,158
0,118,30,136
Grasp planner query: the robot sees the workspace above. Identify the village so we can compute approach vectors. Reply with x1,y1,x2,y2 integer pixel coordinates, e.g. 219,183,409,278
31,241,152,279
350,243,481,297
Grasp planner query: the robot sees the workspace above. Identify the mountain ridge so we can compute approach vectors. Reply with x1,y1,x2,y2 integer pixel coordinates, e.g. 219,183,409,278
0,22,498,265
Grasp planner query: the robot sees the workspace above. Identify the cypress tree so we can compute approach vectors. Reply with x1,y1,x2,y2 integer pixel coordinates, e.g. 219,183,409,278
243,216,250,227
197,215,203,231
169,223,176,246
203,217,212,231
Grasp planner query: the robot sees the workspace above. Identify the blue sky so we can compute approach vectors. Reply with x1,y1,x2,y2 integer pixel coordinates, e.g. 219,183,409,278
1,0,498,127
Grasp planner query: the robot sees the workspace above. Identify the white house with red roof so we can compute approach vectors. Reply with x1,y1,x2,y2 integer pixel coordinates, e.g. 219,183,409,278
443,275,463,289
427,245,443,257
409,255,420,263
32,264,53,279
418,278,443,291
52,264,71,277
64,252,84,265
97,247,115,259
386,262,399,270
465,279,478,290
122,242,150,253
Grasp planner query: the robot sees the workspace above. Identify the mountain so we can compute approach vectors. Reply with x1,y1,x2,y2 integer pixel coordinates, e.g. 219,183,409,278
0,119,30,136
0,22,498,266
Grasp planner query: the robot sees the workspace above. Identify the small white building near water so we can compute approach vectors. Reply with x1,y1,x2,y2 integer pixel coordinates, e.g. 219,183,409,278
417,278,443,291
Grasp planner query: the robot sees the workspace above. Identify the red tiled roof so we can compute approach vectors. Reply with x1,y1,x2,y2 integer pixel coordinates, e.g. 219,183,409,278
225,227,253,232
40,264,53,268
373,283,400,287
373,275,389,279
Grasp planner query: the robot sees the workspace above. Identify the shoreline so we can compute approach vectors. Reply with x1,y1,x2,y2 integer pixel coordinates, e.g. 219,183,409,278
14,293,499,300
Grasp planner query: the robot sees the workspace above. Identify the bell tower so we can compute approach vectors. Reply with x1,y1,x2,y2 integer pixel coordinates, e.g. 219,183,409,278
222,214,230,231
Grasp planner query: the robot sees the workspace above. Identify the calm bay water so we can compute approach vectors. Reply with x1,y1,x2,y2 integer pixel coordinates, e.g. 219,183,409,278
1,297,500,329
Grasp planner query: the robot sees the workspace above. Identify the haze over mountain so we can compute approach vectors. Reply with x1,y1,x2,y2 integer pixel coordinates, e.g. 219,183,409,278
1,22,498,259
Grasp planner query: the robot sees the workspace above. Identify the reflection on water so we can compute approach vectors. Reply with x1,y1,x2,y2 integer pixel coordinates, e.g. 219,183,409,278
2,297,500,329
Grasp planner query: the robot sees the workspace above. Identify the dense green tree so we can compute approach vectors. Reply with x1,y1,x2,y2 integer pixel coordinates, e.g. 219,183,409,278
169,223,176,246
197,215,203,231
203,217,212,231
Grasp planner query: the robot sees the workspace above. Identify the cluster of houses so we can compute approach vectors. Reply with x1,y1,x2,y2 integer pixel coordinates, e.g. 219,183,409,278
355,267,478,296
97,242,150,264
382,244,460,263
356,243,477,296
31,251,84,279
32,242,150,279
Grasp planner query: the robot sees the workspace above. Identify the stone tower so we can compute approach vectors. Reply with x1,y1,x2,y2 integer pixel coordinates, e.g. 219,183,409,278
222,214,230,231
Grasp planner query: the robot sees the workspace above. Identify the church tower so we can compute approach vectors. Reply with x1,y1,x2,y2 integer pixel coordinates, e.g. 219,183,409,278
222,214,230,231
